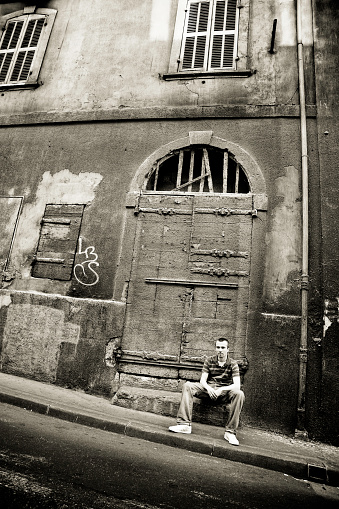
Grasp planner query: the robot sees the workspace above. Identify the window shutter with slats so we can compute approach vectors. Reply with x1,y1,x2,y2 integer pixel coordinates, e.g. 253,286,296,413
33,205,84,281
0,16,44,84
10,18,44,82
0,20,24,82
0,9,56,87
210,0,238,69
181,1,212,70
179,0,239,73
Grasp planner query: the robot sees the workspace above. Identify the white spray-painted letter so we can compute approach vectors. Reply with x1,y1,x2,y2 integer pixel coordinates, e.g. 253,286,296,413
74,237,99,286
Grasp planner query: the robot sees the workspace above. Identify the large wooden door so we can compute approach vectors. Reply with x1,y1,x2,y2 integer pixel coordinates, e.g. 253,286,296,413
120,192,255,374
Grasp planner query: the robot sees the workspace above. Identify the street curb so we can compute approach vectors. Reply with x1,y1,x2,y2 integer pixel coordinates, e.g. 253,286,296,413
0,391,338,486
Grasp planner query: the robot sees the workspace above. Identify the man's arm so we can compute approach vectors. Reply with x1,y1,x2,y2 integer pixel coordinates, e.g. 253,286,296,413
200,371,241,400
214,375,241,397
200,371,219,400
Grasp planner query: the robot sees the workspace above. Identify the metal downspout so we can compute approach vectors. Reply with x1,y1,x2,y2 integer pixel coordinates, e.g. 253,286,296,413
296,0,309,433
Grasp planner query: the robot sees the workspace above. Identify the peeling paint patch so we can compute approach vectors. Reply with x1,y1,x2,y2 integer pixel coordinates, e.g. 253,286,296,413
105,337,121,368
324,298,339,336
150,0,171,41
0,293,11,308
278,0,313,47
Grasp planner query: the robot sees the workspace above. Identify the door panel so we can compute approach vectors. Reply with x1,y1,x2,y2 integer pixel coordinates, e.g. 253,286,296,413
122,195,193,362
120,193,254,373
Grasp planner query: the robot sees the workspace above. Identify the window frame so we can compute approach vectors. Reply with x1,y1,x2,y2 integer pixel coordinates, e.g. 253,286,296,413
0,8,57,89
165,0,251,80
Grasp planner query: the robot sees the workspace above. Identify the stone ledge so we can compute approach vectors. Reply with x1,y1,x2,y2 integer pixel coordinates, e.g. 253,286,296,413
112,386,228,427
0,104,317,126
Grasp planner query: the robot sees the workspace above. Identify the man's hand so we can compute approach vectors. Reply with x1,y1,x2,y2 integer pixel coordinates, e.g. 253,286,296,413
200,372,231,400
206,385,219,400
214,387,226,398
206,386,227,400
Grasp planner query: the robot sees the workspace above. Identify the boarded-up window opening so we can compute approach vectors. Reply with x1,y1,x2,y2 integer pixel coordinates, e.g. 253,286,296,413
32,204,84,281
146,146,250,194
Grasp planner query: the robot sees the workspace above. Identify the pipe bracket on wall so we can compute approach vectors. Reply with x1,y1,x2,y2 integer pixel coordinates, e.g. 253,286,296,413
269,19,277,54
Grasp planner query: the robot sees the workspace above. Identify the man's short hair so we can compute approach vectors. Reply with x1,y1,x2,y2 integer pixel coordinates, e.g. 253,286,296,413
216,337,229,346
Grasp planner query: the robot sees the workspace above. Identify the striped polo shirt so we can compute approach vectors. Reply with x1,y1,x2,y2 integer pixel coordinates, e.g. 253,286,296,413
202,355,240,387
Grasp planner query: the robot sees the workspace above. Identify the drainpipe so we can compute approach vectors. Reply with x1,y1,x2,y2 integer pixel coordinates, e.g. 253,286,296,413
296,0,309,433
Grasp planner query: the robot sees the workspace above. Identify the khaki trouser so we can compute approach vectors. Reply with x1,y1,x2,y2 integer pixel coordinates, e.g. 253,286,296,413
177,381,245,434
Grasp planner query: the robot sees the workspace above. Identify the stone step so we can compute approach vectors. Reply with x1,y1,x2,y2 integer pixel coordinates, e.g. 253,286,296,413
112,386,228,427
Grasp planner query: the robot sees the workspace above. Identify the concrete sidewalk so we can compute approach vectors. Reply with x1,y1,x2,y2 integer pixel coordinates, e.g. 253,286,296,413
0,373,338,486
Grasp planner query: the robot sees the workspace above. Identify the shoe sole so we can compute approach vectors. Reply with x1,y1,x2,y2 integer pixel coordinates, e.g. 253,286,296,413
169,428,191,434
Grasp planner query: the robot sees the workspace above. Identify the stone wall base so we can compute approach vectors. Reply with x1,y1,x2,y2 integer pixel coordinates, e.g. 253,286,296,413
112,385,231,427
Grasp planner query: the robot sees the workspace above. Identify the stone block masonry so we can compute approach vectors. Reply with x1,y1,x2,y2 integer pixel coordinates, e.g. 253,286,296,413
0,290,125,396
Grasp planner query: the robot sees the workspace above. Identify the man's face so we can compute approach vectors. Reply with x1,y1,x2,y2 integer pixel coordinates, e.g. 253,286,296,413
215,340,229,362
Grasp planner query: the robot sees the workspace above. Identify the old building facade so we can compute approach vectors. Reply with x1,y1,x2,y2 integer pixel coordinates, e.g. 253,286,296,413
0,0,337,444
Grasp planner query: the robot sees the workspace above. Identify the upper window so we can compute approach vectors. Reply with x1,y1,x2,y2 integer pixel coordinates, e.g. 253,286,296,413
166,0,250,79
181,0,238,71
0,8,56,88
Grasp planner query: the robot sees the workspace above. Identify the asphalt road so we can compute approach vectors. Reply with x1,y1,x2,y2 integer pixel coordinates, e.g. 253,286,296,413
0,402,338,509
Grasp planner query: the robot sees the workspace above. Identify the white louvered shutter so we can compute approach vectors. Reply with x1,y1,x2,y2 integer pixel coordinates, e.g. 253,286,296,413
181,1,212,70
210,0,238,69
0,20,24,82
0,15,45,84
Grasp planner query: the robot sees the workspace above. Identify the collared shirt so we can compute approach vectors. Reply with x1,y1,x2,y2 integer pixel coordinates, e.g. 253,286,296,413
202,355,240,387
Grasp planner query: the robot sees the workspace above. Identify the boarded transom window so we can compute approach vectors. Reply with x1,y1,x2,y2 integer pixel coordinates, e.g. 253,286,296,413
180,0,239,71
146,147,250,193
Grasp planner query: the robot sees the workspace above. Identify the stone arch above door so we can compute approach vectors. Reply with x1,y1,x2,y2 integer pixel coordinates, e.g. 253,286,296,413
129,131,267,210
113,132,267,379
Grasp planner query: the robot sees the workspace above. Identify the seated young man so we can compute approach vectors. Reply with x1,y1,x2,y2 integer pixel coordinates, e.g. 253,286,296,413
169,338,244,446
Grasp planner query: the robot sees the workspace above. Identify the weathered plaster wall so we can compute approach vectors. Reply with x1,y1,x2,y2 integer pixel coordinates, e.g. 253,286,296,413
0,117,308,305
0,0,309,116
0,116,313,431
0,0,331,439
264,165,302,311
305,0,339,445
0,290,125,394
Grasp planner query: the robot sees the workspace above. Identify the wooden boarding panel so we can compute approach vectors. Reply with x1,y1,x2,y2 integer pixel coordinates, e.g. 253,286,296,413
136,250,162,270
126,279,157,304
33,204,84,281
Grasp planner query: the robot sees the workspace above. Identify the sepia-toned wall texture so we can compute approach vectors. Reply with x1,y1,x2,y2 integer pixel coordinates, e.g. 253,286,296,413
0,0,337,444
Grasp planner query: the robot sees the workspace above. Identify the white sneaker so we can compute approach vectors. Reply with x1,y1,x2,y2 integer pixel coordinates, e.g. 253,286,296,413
168,424,192,434
224,431,239,446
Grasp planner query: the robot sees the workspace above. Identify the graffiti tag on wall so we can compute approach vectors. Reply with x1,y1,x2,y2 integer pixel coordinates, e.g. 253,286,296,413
73,237,99,286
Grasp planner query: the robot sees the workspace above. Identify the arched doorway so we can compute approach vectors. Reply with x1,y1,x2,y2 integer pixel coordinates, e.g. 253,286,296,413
114,132,267,380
